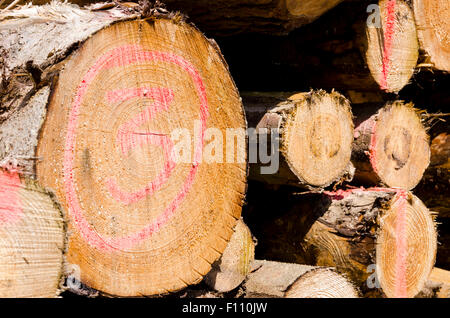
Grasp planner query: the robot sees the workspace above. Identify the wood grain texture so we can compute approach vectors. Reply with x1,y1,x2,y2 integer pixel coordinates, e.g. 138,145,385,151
413,0,450,72
352,101,430,190
0,169,65,297
244,90,354,189
364,0,419,93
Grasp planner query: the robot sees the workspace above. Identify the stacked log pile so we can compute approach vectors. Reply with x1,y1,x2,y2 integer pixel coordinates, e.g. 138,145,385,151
0,0,448,298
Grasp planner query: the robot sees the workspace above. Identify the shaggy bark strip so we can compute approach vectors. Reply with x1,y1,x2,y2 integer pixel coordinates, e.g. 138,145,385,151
364,0,419,93
413,0,450,72
205,219,255,293
244,90,354,189
0,168,65,298
352,101,430,190
0,3,247,296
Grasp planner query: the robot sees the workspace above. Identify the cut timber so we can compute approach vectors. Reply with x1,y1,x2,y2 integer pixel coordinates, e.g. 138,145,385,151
243,260,358,298
413,0,450,72
163,0,345,36
0,3,247,296
428,268,450,298
284,268,359,298
352,101,430,190
415,133,450,217
244,90,354,189
243,260,317,298
205,219,255,293
244,187,437,298
303,190,436,298
0,169,65,297
364,0,419,93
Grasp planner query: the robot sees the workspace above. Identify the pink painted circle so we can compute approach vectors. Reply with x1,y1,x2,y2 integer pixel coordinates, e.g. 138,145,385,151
63,45,209,252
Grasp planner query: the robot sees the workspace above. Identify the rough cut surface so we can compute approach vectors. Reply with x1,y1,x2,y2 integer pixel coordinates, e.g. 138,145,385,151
205,219,255,292
352,101,430,190
0,169,65,297
364,0,419,93
0,2,247,297
244,90,354,189
413,0,450,72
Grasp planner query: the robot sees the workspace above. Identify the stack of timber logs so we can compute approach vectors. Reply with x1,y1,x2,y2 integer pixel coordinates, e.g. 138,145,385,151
352,101,430,190
213,0,449,99
243,185,437,298
0,2,247,296
0,0,448,299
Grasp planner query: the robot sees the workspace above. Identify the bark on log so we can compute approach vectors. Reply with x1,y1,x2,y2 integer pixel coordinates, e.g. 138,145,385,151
364,0,419,93
162,0,346,36
0,0,346,36
243,260,358,298
0,3,247,296
244,187,437,298
0,169,65,297
413,0,450,72
415,133,450,217
244,90,355,189
352,101,430,190
205,219,255,293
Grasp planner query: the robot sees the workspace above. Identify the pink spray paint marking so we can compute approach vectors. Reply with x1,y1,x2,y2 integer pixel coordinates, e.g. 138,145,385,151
324,186,408,297
0,169,23,226
380,0,397,90
64,45,209,251
106,87,176,205
354,116,379,174
393,189,407,298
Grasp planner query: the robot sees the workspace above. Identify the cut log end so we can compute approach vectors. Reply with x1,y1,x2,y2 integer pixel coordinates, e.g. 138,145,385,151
284,268,359,298
353,101,430,190
365,0,419,93
205,219,255,293
35,18,246,296
376,192,437,298
413,0,450,72
281,90,354,188
0,169,65,298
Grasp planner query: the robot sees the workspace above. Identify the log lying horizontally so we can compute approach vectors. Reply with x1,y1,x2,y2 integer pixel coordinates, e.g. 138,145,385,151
300,190,437,298
0,3,247,296
0,0,346,36
243,260,358,298
163,0,346,36
427,268,450,298
244,186,437,298
0,169,65,297
244,90,354,189
352,101,430,190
